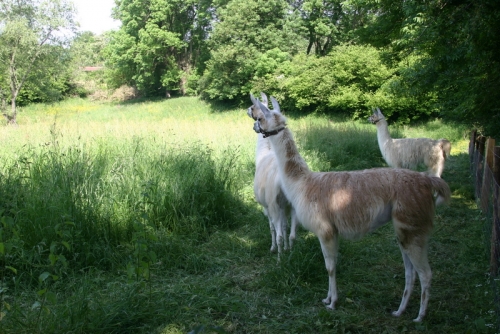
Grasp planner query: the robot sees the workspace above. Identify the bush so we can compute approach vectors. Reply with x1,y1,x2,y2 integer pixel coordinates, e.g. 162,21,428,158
252,45,393,116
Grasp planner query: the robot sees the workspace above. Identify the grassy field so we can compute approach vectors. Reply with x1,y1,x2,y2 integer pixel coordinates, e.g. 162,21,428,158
0,97,496,333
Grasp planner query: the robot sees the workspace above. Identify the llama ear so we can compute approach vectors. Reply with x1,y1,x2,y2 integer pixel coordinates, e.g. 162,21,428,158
260,92,268,107
256,99,271,118
250,93,259,106
270,96,281,114
376,107,384,117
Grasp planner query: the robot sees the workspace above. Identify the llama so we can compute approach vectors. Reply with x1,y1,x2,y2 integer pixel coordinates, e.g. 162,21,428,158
250,94,451,322
247,93,298,256
368,108,451,177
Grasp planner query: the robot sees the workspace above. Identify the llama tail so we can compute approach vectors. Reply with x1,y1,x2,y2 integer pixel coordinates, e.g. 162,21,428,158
439,139,452,159
429,176,451,206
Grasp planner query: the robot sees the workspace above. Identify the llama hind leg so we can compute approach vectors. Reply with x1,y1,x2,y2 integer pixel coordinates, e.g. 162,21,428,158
279,206,289,251
428,159,445,178
399,241,432,322
393,244,417,318
411,250,432,322
269,204,286,256
318,233,339,309
428,148,446,177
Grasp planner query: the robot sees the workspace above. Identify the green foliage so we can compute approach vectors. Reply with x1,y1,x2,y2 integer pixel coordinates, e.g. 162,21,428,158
359,0,500,135
299,0,354,55
0,0,77,122
71,31,107,68
199,0,303,101
200,42,258,100
67,31,108,97
253,44,393,116
127,199,158,284
104,0,214,96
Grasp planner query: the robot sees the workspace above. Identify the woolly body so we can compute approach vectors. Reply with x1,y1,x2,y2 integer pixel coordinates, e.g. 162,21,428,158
251,94,451,322
369,108,451,177
248,94,297,255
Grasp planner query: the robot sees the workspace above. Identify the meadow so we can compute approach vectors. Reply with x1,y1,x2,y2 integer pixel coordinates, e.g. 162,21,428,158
0,96,496,333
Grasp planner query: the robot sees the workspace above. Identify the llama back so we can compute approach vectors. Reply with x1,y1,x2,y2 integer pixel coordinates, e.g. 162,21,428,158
383,138,434,169
295,168,443,240
384,137,448,171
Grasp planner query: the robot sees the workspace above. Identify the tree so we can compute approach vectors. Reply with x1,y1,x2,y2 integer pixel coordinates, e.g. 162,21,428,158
0,0,76,124
299,0,345,55
105,0,214,97
357,0,500,135
70,31,107,68
200,0,303,102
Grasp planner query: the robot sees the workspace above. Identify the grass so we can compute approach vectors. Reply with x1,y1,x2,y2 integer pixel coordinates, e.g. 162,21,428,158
0,97,496,333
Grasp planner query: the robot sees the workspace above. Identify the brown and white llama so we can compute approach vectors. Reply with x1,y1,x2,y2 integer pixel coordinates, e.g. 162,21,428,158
369,108,451,177
250,94,451,322
247,93,298,257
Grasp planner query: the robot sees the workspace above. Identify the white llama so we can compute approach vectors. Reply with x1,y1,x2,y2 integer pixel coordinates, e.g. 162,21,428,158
250,94,451,322
247,93,298,256
369,108,451,177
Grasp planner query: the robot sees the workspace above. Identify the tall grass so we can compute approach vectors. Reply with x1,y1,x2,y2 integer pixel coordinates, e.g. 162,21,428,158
0,97,495,333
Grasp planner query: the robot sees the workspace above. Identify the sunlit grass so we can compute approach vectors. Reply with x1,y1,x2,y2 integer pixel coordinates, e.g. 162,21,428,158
0,97,494,333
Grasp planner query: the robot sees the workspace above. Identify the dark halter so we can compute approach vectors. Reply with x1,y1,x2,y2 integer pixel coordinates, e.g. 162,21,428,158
259,124,286,138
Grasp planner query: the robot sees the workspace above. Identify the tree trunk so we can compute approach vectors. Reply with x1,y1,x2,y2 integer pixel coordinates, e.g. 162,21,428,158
9,95,17,124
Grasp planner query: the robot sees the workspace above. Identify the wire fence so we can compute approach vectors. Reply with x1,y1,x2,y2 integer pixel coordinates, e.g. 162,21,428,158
469,130,500,329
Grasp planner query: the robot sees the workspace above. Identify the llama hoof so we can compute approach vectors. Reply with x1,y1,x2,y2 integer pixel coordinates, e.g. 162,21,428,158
413,315,424,322
392,310,402,317
322,298,335,310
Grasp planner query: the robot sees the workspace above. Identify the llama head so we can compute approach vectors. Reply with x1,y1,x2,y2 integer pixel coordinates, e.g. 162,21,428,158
368,107,385,124
250,94,287,137
247,92,269,120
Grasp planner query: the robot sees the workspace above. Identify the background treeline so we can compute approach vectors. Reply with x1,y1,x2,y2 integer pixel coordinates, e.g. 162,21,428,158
1,0,500,136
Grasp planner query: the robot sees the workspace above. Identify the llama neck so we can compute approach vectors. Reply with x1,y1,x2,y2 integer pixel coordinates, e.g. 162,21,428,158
376,119,392,147
266,128,310,182
255,133,273,164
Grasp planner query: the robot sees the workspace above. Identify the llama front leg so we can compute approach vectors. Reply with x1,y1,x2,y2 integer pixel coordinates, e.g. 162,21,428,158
393,247,416,318
267,217,277,253
289,207,298,249
319,233,339,309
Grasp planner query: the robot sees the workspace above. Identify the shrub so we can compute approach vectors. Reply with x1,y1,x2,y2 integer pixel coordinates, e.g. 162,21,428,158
252,44,394,117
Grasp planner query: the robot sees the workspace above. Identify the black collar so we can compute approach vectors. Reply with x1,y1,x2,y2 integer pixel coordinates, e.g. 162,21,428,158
259,125,286,138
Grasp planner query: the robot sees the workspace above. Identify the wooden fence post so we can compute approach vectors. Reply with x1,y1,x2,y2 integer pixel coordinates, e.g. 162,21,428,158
470,130,477,169
492,147,500,276
481,138,495,212
476,136,486,198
